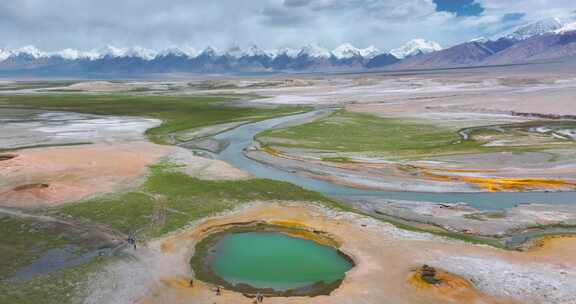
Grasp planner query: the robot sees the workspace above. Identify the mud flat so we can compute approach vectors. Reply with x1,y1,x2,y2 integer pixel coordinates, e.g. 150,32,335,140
167,147,250,180
0,142,172,208
246,149,479,192
346,198,576,241
248,147,576,193
253,109,576,193
55,81,137,92
174,121,249,142
0,107,161,150
85,202,576,304
0,141,247,209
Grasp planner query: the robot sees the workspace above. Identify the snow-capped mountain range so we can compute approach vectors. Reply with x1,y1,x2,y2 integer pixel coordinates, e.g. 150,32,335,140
2,13,576,77
396,14,576,69
0,41,434,63
491,13,576,41
0,40,443,75
494,18,564,40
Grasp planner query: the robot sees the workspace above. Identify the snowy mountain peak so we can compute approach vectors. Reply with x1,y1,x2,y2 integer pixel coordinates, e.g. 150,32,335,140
224,45,275,58
554,13,576,34
358,46,380,59
55,48,82,60
332,43,362,59
160,46,199,58
0,48,12,61
100,45,126,57
469,37,489,43
298,44,331,58
126,46,157,60
55,48,100,60
13,46,48,59
390,39,442,59
225,46,243,58
555,21,576,34
497,18,564,40
271,47,300,58
98,46,158,60
200,46,221,57
244,44,270,57
331,44,381,59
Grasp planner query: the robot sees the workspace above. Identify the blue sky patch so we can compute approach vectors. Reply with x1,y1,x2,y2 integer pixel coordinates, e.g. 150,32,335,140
502,12,526,23
433,0,484,16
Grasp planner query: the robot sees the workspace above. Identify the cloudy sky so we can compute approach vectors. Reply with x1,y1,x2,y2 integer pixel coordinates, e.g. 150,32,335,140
1,0,575,52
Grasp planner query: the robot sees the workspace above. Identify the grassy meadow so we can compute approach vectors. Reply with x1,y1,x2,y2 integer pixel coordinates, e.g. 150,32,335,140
257,110,576,160
61,162,338,237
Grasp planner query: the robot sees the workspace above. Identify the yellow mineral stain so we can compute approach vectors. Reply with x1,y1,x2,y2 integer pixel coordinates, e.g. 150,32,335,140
420,170,576,192
161,277,194,289
160,242,174,253
269,219,308,229
429,168,499,173
408,268,517,304
262,146,284,157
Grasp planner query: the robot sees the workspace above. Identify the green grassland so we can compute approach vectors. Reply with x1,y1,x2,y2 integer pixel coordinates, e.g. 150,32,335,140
0,215,113,304
61,162,337,237
0,217,69,278
0,254,107,304
257,110,576,160
0,95,308,144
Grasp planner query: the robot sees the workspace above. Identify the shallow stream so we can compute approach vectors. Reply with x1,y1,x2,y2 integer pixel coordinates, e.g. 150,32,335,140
215,111,576,210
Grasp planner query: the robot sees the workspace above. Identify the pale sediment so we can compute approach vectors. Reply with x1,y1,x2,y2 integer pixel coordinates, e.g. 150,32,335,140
0,142,172,208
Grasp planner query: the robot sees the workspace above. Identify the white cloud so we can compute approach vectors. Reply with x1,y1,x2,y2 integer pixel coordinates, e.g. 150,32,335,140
0,0,574,51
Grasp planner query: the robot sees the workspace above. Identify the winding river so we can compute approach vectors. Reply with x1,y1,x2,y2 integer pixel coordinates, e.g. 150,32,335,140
215,111,576,211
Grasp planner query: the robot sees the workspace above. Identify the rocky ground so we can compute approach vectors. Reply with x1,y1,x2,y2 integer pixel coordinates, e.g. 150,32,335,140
346,198,576,238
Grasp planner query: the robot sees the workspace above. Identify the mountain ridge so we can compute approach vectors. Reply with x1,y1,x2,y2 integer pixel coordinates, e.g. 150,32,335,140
0,41,436,75
3,15,576,76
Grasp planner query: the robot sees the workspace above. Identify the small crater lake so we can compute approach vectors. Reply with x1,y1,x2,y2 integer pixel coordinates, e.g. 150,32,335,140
205,232,353,292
